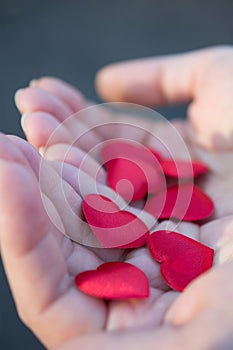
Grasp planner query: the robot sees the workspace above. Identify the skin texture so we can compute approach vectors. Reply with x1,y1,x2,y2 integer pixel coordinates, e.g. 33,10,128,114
0,45,232,349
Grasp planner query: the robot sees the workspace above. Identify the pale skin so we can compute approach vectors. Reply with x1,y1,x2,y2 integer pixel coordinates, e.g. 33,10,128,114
0,46,233,349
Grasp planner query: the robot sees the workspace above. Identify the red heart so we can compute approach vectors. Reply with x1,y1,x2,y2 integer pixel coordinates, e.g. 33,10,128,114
101,140,162,166
102,140,164,200
82,194,149,248
148,230,214,291
161,159,209,178
106,158,165,200
75,262,150,299
145,183,214,221
106,158,148,201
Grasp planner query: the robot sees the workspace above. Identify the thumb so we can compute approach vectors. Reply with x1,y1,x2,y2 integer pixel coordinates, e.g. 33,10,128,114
95,48,209,107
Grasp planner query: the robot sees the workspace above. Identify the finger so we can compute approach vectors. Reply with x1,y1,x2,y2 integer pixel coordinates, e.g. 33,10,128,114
18,100,190,162
27,76,132,136
199,173,233,219
55,111,104,151
106,290,178,331
55,328,180,350
0,133,30,166
95,48,209,106
20,108,104,154
52,160,125,210
18,82,169,147
7,134,42,177
17,78,190,159
57,317,231,350
165,261,233,326
15,86,73,121
43,143,106,184
125,247,169,290
200,215,233,265
20,111,71,149
30,76,86,113
58,107,189,158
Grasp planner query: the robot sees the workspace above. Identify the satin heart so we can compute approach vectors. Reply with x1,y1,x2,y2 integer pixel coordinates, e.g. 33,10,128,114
161,159,209,178
106,158,149,201
145,183,214,221
102,140,164,200
101,139,162,166
75,262,150,299
82,194,149,248
148,230,214,291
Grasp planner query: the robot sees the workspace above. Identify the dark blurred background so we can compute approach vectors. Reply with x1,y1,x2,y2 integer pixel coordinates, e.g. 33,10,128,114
0,0,233,348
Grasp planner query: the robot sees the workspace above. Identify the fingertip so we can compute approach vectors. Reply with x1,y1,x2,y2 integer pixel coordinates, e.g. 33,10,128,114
95,67,112,101
95,64,125,102
95,61,161,106
19,111,70,150
29,78,38,86
39,147,45,156
0,133,28,164
14,88,25,112
29,76,57,87
31,76,86,113
95,51,206,107
21,112,31,131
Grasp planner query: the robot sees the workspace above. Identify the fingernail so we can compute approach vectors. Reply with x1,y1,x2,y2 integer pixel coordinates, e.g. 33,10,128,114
14,89,24,104
39,147,45,156
21,112,31,130
29,79,38,87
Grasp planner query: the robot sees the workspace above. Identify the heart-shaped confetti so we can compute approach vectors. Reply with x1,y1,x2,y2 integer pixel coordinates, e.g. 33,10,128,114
145,183,214,221
82,194,149,248
106,158,149,201
148,230,214,291
102,140,164,200
101,139,162,166
75,262,150,299
161,159,209,178
77,139,215,298
106,158,165,200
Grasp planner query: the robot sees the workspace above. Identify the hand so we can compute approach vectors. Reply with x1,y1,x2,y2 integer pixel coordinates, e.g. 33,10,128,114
96,45,233,151
2,131,233,350
5,45,233,349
